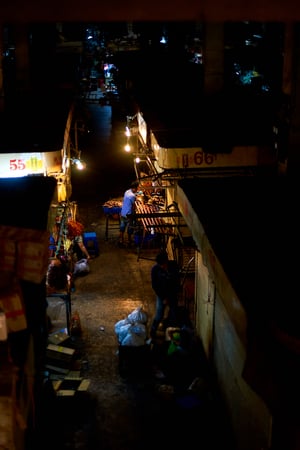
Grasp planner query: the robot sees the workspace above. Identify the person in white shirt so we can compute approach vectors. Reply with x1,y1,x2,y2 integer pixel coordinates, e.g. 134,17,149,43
118,180,139,247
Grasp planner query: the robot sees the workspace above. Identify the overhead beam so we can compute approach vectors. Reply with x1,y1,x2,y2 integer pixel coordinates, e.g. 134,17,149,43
0,0,299,23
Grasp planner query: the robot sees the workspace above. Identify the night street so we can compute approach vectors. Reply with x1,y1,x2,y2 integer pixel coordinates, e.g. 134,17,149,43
38,92,234,450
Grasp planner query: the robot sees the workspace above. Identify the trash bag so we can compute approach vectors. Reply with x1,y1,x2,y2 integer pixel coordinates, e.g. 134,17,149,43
127,306,148,324
73,258,90,276
115,321,132,344
121,330,145,347
114,318,130,335
130,323,147,340
115,320,147,345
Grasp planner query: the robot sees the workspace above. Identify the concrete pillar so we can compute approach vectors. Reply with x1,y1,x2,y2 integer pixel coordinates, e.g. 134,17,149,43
14,24,31,92
0,24,5,111
284,24,300,176
282,23,294,96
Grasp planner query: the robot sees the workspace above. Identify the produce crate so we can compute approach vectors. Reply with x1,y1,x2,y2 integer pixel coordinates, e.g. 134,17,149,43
102,206,121,239
83,231,99,256
102,206,121,216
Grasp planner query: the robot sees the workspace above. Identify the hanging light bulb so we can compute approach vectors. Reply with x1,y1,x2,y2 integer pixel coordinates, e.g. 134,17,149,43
124,143,131,152
76,160,86,170
71,158,87,170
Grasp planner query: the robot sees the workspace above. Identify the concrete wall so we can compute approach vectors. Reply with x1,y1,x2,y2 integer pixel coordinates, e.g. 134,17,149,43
176,182,273,450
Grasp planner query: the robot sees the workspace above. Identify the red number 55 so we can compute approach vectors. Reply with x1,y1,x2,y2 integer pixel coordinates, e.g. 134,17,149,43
10,159,26,171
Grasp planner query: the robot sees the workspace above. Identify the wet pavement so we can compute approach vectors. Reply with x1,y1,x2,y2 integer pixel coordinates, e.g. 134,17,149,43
37,95,235,450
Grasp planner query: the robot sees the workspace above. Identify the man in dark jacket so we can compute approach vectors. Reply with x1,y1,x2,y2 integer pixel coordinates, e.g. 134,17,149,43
150,251,180,338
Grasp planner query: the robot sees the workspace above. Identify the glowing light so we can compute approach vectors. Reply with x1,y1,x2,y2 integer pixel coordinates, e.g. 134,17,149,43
72,158,87,170
124,144,131,152
76,160,86,170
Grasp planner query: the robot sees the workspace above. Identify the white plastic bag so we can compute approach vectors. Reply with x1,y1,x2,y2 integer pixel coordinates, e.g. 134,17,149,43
130,323,147,340
115,319,131,344
74,258,90,276
127,306,148,324
114,318,130,334
121,330,145,347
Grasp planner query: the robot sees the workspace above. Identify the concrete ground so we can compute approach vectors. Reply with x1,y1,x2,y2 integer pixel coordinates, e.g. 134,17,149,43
41,207,233,450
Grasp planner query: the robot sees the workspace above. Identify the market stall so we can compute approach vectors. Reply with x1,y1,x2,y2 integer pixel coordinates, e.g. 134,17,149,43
102,198,122,240
134,199,183,259
46,201,78,335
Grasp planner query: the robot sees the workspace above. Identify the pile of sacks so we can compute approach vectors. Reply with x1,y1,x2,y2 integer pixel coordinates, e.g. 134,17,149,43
114,306,148,347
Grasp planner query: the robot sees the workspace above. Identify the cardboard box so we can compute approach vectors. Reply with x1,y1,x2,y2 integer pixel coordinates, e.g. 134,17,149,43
45,344,75,374
52,371,90,396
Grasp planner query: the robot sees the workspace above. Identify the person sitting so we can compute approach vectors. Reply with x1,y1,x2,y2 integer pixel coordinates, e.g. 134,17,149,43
73,234,91,261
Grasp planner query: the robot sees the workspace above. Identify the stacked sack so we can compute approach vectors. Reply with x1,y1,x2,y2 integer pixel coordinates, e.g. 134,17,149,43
114,306,148,347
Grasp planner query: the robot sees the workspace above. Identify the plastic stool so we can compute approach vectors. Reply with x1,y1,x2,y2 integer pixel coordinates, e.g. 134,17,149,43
83,232,99,256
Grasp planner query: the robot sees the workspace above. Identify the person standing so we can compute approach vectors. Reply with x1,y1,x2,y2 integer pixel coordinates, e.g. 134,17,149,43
118,180,139,247
150,250,180,339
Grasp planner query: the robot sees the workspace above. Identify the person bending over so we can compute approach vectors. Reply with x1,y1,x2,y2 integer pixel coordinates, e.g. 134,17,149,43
150,251,179,338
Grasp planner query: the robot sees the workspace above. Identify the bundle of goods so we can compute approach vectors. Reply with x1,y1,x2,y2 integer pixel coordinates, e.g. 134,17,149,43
146,193,165,207
114,306,150,378
114,306,148,346
73,258,90,277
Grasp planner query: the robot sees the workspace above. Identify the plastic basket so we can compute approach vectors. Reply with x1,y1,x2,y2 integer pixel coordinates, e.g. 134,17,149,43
83,232,99,256
103,206,121,216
